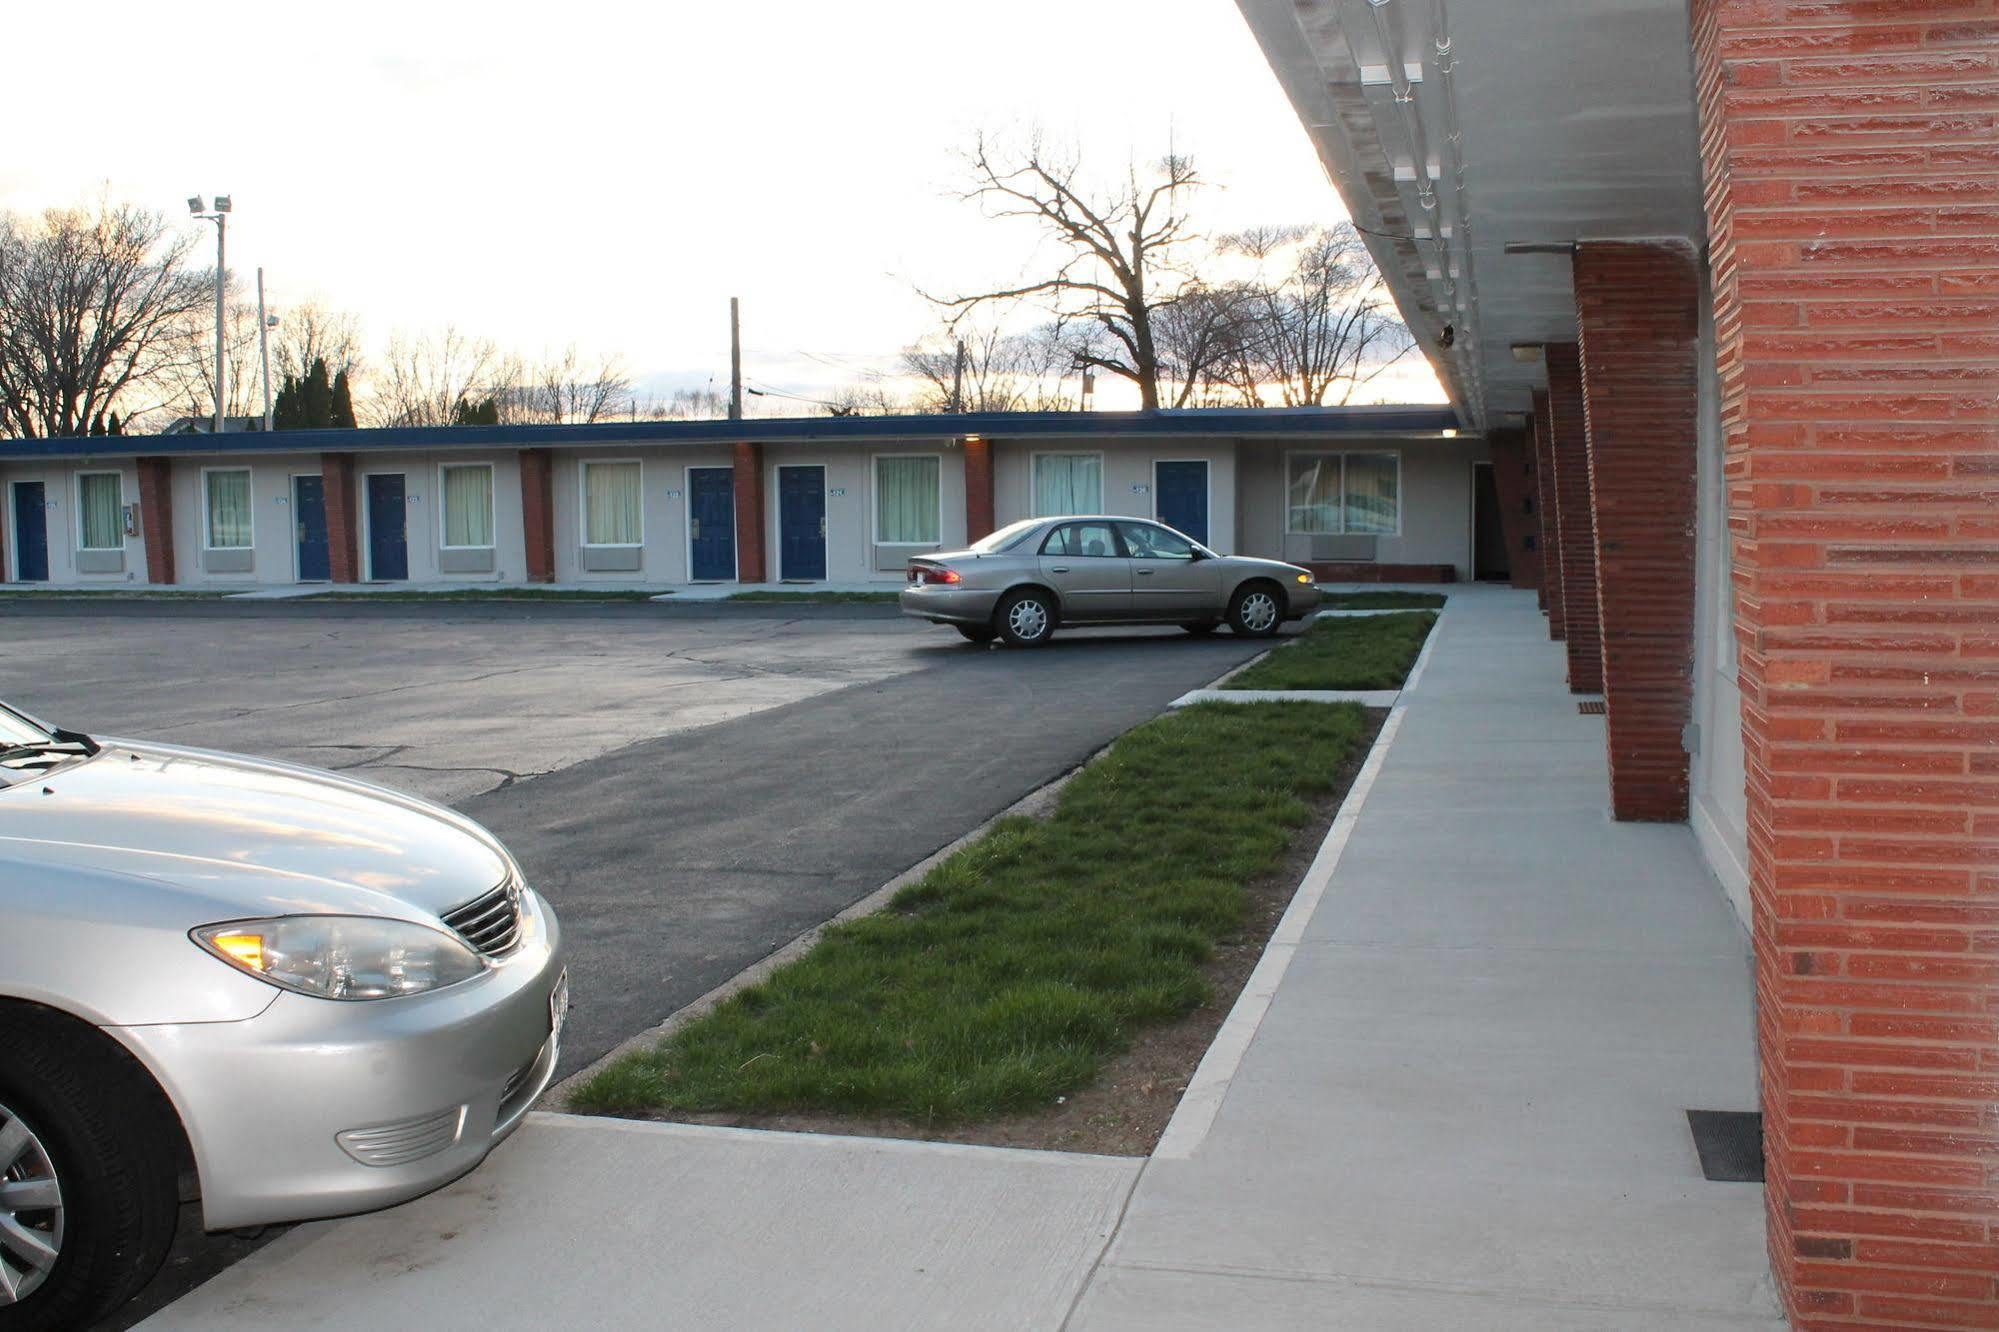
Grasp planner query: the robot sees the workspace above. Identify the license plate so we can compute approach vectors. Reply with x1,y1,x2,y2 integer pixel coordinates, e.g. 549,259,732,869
549,969,569,1040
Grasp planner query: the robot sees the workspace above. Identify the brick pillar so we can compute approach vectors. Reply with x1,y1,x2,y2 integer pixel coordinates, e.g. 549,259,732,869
1485,429,1540,593
1546,344,1601,691
135,456,176,585
519,448,555,583
322,452,359,584
1574,241,1701,822
732,441,766,583
1532,389,1563,628
963,435,995,542
1693,2,1999,1325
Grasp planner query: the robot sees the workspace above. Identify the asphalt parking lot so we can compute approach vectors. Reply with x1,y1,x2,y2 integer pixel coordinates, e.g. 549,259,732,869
4,597,1281,1326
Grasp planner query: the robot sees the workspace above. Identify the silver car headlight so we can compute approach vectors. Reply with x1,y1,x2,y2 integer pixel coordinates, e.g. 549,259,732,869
192,915,486,1000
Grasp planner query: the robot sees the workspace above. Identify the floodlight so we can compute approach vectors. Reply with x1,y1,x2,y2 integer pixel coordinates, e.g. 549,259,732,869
213,196,233,213
188,196,206,215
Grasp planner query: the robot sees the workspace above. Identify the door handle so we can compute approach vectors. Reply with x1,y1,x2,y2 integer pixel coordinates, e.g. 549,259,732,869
820,517,827,539
691,519,701,540
297,523,306,543
1136,568,1155,576
1050,565,1071,573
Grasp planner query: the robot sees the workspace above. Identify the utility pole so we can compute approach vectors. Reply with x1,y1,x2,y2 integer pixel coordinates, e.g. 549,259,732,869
187,194,232,433
950,338,967,414
256,268,274,432
728,297,743,420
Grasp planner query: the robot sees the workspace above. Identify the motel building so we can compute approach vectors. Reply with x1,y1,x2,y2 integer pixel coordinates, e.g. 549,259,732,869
1228,1,1996,1328
0,407,1505,589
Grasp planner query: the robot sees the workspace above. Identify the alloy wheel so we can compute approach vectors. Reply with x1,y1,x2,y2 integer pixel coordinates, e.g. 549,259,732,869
1008,598,1050,642
0,1101,63,1305
1240,592,1279,633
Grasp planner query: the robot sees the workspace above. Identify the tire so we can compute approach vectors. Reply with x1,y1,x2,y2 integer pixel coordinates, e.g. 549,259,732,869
1180,622,1219,637
994,589,1056,648
955,624,998,644
0,1018,179,1330
1226,582,1284,639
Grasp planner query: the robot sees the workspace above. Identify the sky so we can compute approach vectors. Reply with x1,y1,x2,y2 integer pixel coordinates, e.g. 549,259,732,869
5,0,1442,411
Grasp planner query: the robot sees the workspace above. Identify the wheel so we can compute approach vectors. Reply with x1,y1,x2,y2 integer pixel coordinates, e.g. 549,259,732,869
0,1020,178,1329
1180,622,1219,637
1226,583,1283,638
994,590,1056,648
955,624,998,644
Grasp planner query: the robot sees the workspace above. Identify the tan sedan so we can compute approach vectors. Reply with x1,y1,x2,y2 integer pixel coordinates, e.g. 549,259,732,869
899,516,1321,647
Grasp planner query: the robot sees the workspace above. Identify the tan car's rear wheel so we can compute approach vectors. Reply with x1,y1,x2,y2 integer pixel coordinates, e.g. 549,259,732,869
995,590,1056,648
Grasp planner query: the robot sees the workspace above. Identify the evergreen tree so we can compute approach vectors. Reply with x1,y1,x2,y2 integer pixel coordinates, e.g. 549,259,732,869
272,376,298,430
331,369,357,428
107,413,122,436
452,396,500,426
301,358,334,428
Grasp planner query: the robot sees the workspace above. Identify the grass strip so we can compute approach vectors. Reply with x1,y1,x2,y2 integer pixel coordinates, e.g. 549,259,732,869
1319,591,1447,610
1223,610,1436,691
572,700,1371,1124
726,590,901,604
304,588,665,602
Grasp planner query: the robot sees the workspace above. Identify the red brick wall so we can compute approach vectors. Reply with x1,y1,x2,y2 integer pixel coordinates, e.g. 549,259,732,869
322,452,359,584
135,457,176,585
1533,388,1564,629
1486,429,1541,592
519,448,555,583
1547,344,1602,690
1574,242,1702,823
1693,1,1999,1325
964,436,995,542
732,441,766,582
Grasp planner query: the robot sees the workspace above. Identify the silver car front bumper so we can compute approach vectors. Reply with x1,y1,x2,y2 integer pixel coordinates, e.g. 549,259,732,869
112,889,565,1230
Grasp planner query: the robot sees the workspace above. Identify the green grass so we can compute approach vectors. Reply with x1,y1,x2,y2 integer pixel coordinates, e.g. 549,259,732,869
571,701,1372,1124
1320,591,1447,611
726,590,901,604
304,588,666,602
1223,611,1437,692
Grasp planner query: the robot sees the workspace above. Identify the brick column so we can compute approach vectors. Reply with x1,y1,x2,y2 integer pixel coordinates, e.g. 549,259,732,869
1574,241,1701,822
519,448,555,583
963,435,995,542
1485,429,1540,593
322,452,359,584
1693,2,1999,1325
1532,389,1563,628
732,441,766,583
135,456,176,585
1546,344,1601,691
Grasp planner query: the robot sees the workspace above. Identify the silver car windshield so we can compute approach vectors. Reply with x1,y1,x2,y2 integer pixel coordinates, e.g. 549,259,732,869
968,518,1044,554
0,705,53,748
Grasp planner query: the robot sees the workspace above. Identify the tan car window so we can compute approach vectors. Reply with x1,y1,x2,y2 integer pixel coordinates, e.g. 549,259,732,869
1043,523,1122,558
1121,522,1194,560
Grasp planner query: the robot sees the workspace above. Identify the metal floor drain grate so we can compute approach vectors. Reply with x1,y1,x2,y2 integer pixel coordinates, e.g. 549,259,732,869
1577,699,1606,715
1687,1110,1764,1182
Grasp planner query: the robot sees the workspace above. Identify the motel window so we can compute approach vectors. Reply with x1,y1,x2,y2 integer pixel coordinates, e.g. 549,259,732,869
441,464,495,548
77,473,123,550
205,469,253,549
1285,453,1400,536
875,455,940,545
1033,454,1102,517
583,461,643,546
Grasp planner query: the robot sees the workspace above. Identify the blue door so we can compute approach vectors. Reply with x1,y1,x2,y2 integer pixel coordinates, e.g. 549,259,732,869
11,482,48,582
777,465,826,582
688,467,736,581
1155,461,1209,545
293,475,330,581
365,474,408,581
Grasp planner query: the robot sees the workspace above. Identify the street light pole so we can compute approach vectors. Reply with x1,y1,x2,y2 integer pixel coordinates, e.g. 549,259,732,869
257,268,274,433
187,194,232,434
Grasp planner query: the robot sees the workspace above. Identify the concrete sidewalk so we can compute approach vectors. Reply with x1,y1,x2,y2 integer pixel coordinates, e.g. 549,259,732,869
142,586,1780,1330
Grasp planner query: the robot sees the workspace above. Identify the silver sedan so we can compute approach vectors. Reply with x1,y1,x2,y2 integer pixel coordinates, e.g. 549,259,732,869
0,701,566,1327
899,516,1321,646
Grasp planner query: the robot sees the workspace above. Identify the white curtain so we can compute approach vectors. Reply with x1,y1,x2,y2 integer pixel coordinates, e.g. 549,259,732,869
876,456,940,543
78,473,123,549
206,470,252,548
443,466,494,546
585,462,642,545
1286,456,1342,534
1033,455,1101,516
1344,453,1399,534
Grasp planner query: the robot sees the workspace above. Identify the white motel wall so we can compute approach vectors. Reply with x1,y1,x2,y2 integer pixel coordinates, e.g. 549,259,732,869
0,409,1479,590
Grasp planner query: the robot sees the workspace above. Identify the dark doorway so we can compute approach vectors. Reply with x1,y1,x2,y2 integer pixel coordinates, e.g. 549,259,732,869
1473,461,1509,582
293,474,330,582
11,481,49,581
777,464,826,582
365,473,409,581
687,467,737,581
1154,460,1210,545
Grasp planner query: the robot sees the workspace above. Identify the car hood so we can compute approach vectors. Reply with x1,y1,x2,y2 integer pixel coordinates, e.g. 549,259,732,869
0,739,511,923
1224,554,1313,577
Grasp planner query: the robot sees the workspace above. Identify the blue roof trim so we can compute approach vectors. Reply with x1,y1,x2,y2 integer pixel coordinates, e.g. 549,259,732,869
0,406,1462,461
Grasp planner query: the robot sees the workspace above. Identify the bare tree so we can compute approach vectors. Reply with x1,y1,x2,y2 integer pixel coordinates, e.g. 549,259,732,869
899,314,1082,414
493,345,632,425
926,133,1223,411
1223,224,1412,406
141,284,268,428
0,199,209,437
273,301,364,384
370,326,502,427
